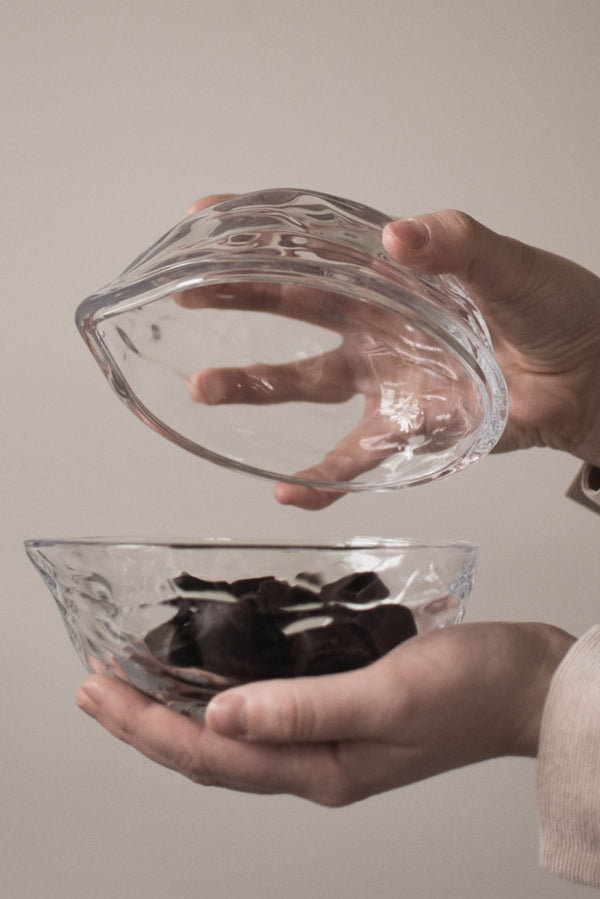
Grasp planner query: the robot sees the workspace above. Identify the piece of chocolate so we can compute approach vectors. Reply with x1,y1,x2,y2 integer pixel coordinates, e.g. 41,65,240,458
320,571,390,605
229,576,278,598
253,577,318,617
352,603,417,655
173,573,239,595
143,570,417,683
143,604,201,667
186,597,291,680
287,615,377,676
287,603,417,676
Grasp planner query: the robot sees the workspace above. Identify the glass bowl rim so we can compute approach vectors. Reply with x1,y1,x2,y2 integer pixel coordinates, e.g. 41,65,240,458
24,535,478,553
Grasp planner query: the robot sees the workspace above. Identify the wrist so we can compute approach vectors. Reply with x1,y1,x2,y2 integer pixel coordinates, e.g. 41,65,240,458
510,623,576,758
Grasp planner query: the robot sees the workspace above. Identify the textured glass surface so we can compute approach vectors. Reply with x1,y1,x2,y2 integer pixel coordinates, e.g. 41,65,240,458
76,189,508,491
25,538,478,716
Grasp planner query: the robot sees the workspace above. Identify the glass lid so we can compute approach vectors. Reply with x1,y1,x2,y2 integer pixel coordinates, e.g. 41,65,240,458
75,189,508,493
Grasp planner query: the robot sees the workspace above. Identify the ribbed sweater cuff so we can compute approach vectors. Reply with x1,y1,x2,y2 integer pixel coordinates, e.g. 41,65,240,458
538,625,600,885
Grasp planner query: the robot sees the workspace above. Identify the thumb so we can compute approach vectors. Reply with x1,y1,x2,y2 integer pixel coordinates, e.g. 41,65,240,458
382,209,534,300
205,664,394,742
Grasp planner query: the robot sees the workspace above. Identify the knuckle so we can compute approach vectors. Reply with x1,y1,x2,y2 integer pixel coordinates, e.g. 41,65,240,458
176,742,223,789
186,767,221,788
303,747,361,808
109,716,137,747
308,773,357,808
433,209,486,281
269,688,317,742
440,208,479,244
103,698,153,748
314,786,353,808
511,239,548,295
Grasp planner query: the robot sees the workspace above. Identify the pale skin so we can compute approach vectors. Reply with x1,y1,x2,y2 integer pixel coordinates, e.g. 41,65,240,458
75,201,600,803
178,196,600,509
76,623,574,805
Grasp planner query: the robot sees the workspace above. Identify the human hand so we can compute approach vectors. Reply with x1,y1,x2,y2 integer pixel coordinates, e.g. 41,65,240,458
75,621,573,806
177,197,497,508
181,198,600,508
382,212,600,466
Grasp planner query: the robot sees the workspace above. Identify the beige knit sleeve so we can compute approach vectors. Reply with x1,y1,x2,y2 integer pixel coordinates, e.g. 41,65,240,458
538,625,600,885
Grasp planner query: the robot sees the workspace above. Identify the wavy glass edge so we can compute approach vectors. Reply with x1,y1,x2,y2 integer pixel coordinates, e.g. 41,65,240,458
75,189,509,491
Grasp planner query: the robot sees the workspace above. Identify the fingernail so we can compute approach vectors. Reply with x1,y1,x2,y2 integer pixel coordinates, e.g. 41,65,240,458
75,684,99,718
205,692,247,738
185,371,222,405
185,373,202,401
74,680,102,719
387,218,430,251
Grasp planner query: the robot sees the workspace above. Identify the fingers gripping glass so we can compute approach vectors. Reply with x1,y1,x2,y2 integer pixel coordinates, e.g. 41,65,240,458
76,189,508,492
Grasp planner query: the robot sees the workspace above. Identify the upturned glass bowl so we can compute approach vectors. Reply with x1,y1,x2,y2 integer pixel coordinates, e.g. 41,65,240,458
25,537,478,716
76,189,508,492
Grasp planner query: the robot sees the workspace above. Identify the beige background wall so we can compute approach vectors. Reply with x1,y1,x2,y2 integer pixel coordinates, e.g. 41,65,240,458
3,2,599,897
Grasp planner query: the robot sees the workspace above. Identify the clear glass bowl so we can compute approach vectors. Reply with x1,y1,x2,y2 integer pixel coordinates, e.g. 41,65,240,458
76,189,508,492
25,537,478,716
